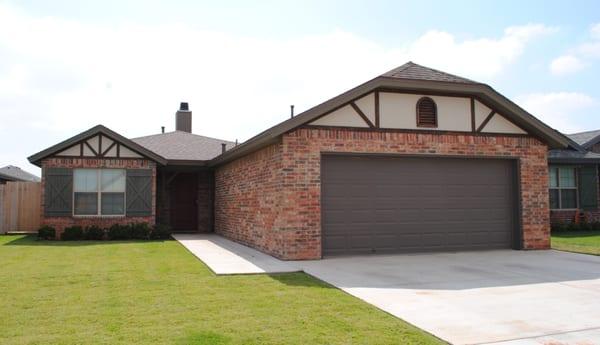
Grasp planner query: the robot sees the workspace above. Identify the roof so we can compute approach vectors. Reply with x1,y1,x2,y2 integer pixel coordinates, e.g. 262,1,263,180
28,125,167,166
382,62,477,84
209,61,570,166
132,131,235,163
548,149,600,163
567,129,600,148
0,165,40,182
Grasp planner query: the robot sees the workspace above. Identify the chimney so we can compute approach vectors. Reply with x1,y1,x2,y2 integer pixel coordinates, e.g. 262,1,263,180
290,105,295,118
175,102,192,133
161,126,165,133
221,143,227,154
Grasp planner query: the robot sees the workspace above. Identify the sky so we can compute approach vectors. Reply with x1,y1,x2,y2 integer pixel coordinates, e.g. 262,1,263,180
1,0,599,175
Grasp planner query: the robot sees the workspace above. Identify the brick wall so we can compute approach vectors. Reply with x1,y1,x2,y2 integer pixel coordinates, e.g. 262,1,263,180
41,157,156,237
214,143,286,257
215,127,551,260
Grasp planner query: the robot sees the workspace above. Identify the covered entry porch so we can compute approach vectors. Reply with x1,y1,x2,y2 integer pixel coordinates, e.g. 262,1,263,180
156,166,214,233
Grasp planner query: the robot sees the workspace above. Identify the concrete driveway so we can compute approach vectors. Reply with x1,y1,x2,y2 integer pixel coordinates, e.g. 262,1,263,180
300,250,600,345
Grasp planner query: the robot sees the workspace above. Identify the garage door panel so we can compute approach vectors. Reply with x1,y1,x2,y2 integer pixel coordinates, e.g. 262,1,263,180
322,155,516,256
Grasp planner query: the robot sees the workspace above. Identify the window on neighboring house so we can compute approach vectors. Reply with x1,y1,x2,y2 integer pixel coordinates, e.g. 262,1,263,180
416,97,437,128
549,167,577,209
74,169,126,216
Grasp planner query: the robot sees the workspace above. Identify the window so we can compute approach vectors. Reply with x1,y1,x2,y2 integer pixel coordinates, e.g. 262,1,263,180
74,169,125,216
549,167,577,209
416,97,437,127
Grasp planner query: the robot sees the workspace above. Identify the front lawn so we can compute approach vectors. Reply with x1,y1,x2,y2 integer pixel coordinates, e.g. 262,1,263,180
551,230,600,255
0,235,441,345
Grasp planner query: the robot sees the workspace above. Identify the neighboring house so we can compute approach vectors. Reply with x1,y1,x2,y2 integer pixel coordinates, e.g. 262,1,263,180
0,165,40,184
548,130,600,224
29,62,570,260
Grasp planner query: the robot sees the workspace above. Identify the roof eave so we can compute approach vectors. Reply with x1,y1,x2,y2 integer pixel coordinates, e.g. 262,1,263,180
548,158,600,164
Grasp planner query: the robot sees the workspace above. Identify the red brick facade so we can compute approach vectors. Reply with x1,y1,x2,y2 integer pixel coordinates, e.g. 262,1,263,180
215,127,551,260
41,157,157,237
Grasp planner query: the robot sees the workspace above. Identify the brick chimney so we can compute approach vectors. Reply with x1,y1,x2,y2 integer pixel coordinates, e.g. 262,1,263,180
175,102,192,133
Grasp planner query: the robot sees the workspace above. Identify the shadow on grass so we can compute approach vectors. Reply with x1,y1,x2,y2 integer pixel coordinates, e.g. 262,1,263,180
552,230,600,239
177,331,231,345
266,272,335,289
2,234,173,246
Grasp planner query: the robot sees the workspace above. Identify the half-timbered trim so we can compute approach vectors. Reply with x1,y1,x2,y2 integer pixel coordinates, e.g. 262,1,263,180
477,110,496,133
350,102,375,128
28,125,166,166
470,97,476,132
374,90,380,128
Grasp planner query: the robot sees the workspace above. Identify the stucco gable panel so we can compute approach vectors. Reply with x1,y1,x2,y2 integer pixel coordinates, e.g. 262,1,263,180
309,105,369,127
482,113,527,134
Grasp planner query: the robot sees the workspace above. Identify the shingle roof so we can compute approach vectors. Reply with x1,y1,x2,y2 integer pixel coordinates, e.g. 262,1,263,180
381,62,477,84
548,149,600,162
567,129,600,147
132,131,235,162
0,165,40,182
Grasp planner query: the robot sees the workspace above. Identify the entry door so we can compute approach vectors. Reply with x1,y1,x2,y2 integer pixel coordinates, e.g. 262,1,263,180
170,173,198,232
321,155,517,256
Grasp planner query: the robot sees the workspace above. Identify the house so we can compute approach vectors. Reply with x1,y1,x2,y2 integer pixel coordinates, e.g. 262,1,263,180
28,62,570,260
548,130,600,223
0,165,40,184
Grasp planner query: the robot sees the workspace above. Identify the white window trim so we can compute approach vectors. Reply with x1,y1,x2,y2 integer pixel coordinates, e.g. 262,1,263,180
549,166,579,211
73,168,126,217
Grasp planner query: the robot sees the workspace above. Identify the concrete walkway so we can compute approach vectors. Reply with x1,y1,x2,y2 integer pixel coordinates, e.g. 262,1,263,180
174,234,600,345
173,233,300,274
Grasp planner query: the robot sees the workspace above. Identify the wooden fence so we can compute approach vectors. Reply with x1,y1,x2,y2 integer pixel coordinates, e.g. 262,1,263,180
0,181,41,234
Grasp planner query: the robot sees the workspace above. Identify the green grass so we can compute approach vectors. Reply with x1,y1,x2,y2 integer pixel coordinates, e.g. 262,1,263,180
552,230,600,255
0,235,442,345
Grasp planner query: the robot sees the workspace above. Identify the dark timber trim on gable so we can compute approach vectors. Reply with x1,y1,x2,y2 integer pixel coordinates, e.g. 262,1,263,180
470,97,476,132
477,110,496,133
374,91,380,128
350,102,375,128
210,78,567,167
28,125,167,166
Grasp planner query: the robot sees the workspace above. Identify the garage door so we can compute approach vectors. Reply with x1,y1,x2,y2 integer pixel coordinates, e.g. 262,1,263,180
321,155,517,256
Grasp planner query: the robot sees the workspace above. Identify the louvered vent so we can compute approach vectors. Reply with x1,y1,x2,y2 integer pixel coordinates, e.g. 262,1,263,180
416,97,437,127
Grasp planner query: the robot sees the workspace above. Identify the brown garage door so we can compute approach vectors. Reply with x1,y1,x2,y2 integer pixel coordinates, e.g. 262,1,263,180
321,155,517,256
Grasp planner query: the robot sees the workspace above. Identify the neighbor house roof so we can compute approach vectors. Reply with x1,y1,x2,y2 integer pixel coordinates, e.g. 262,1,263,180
28,125,167,166
209,61,570,166
548,149,600,163
132,131,235,164
0,165,40,182
567,129,600,148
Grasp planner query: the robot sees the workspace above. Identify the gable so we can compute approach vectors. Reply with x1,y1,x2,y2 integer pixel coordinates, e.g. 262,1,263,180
56,134,143,159
308,91,527,135
28,125,166,166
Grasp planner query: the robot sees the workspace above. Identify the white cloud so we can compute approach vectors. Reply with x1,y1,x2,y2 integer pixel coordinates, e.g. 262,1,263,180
549,22,600,75
515,92,596,133
408,24,556,78
591,23,600,40
550,55,585,75
0,3,556,171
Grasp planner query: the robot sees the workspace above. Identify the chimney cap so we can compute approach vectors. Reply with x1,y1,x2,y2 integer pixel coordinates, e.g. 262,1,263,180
179,102,189,111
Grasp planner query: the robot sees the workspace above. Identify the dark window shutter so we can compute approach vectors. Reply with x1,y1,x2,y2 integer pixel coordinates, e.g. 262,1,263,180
126,169,153,216
45,168,73,216
578,166,598,210
416,97,437,127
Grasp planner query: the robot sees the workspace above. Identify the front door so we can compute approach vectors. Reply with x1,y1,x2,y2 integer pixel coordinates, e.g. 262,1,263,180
169,173,198,232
